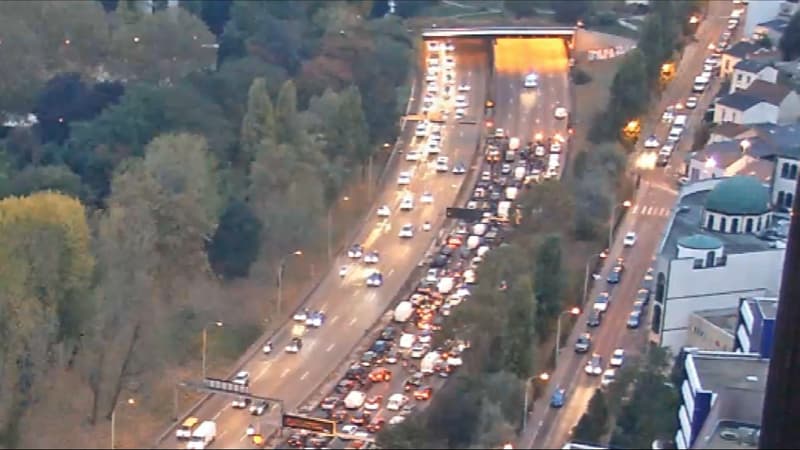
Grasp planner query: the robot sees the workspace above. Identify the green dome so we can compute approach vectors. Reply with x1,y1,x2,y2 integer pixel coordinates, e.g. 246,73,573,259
705,176,770,215
678,234,723,250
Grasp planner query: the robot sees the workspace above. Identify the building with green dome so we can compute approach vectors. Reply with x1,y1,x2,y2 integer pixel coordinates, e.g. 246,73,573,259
703,176,772,234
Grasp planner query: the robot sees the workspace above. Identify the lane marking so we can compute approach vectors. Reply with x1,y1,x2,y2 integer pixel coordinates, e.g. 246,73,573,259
326,343,336,352
320,302,328,312
280,368,290,378
212,408,226,420
255,362,273,381
331,315,340,324
388,269,396,277
300,371,309,381
349,316,358,326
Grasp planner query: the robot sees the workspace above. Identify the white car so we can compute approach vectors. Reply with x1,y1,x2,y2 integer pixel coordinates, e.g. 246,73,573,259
377,205,391,217
444,57,455,69
410,344,428,358
452,162,466,174
427,140,441,154
495,128,505,138
421,192,434,204
400,196,414,211
397,171,411,185
389,415,406,425
686,96,699,109
644,135,660,149
610,348,625,367
426,268,439,283
458,84,470,92
425,73,437,83
250,400,268,416
232,371,250,386
292,310,308,322
601,369,616,387
524,73,538,88
406,150,421,161
445,42,455,52
347,244,363,259
338,265,349,278
422,221,432,232
435,157,449,172
550,142,561,153
585,354,603,376
426,41,439,51
454,95,468,108
340,424,359,436
366,271,383,287
415,122,428,138
426,82,438,94
387,394,409,411
534,145,546,157
623,232,637,247
364,251,380,264
232,397,250,409
554,106,568,120
285,337,302,353
399,224,414,238
454,108,466,119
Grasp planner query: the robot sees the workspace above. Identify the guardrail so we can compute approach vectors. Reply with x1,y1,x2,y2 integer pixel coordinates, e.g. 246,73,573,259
153,68,423,447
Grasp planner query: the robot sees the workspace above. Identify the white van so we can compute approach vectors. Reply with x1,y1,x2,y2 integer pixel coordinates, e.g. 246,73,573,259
514,166,526,181
399,332,416,349
187,421,216,450
692,75,708,93
421,351,442,375
393,301,414,323
673,114,688,128
437,277,454,295
467,235,481,250
505,186,518,201
509,137,520,150
472,223,487,236
344,390,367,409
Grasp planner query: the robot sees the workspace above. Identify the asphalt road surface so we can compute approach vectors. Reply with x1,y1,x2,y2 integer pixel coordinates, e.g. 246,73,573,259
520,2,733,448
158,41,489,450
492,37,571,172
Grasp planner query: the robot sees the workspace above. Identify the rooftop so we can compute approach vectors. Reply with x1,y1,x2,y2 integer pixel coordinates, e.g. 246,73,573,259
733,59,770,74
694,387,763,449
756,18,789,33
661,190,775,260
711,122,750,138
725,41,760,59
701,138,779,160
690,351,769,394
693,144,744,168
694,307,739,335
743,296,778,321
705,176,771,215
743,79,793,106
750,123,800,159
731,158,773,183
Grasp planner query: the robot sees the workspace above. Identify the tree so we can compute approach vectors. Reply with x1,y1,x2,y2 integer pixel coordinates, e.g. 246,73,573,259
208,200,262,279
376,415,441,449
425,376,483,447
109,8,217,82
573,388,610,442
275,79,302,145
502,275,537,378
7,165,84,199
780,11,800,61
518,180,575,234
240,78,277,164
0,14,45,112
550,0,591,24
534,234,564,335
504,1,539,18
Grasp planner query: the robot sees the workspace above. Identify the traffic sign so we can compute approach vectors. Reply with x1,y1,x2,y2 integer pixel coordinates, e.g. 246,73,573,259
203,377,250,394
282,413,337,436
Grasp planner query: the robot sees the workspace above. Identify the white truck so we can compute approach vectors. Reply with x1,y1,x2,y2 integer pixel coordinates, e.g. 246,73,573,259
186,420,216,450
421,351,442,375
437,277,454,295
509,137,520,150
344,390,367,409
497,201,512,219
393,301,414,323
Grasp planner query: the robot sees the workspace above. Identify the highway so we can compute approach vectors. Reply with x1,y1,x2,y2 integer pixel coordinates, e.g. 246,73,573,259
493,37,570,145
521,2,733,448
159,40,490,449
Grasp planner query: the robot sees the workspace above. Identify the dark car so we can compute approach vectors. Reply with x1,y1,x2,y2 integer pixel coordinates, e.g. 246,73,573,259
586,309,602,328
380,326,397,341
632,300,645,315
550,388,566,408
370,340,390,355
345,364,367,381
334,379,356,394
360,351,377,367
636,288,650,305
574,333,592,353
627,311,641,328
430,254,449,268
404,372,424,391
607,266,623,284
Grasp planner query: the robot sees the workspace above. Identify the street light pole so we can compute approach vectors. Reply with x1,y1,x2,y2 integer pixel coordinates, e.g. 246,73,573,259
522,372,549,430
201,321,223,380
608,200,632,249
554,308,581,370
327,197,349,262
582,254,599,307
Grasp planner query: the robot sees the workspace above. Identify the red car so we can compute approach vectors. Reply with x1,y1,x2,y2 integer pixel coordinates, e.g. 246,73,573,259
414,386,433,401
366,417,385,433
368,367,392,383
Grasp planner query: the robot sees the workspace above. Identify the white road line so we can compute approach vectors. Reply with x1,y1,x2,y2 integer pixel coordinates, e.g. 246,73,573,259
280,368,290,378
349,316,358,326
218,430,228,441
212,408,226,420
631,204,640,214
388,269,396,277
326,343,336,352
255,362,273,381
331,315,339,324
320,302,328,312
300,371,309,381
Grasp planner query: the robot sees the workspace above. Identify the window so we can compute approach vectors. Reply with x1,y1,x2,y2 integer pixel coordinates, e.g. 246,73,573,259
706,251,716,267
707,214,715,230
656,273,666,303
691,168,700,180
746,218,754,233
791,164,798,179
731,217,739,233
737,73,743,83
694,258,704,269
778,191,786,208
651,304,662,334
758,217,763,231
720,216,728,232
782,163,790,178
787,192,794,209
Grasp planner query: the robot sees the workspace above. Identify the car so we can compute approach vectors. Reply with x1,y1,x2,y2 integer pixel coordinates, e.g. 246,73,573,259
458,83,470,92
414,386,433,401
338,265,349,278
444,56,455,68
554,106,568,119
320,396,341,410
385,348,399,364
414,122,428,138
480,170,492,182
426,41,439,51
306,310,325,328
550,388,566,408
627,311,641,328
636,288,650,305
340,424,359,436
292,309,308,322
409,344,428,359
495,128,505,138
369,367,392,383
524,73,538,88
593,292,610,312
454,94,468,108
398,224,414,238
418,330,432,344
644,135,660,149
445,42,455,52
607,265,623,284
232,396,250,409
610,348,625,367
585,354,603,375
386,393,409,411
633,300,645,316
421,192,434,204
285,337,302,353
366,271,383,287
360,351,377,368
400,403,416,416
232,371,250,386
366,417,386,433
623,232,637,247
350,410,371,426
250,400,269,416
400,196,414,211
686,96,699,109
454,107,466,118
587,309,602,327
364,251,380,264
406,149,421,161
662,108,675,123
348,244,363,259
575,333,592,353
397,171,411,185
550,141,562,154
364,395,383,411
601,368,616,387
388,415,406,425
452,162,466,174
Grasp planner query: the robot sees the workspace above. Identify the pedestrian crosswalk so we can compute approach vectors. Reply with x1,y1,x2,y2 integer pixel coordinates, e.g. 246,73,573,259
630,204,671,217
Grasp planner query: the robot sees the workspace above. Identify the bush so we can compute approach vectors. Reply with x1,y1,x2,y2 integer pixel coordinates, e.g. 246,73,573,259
593,11,618,27
572,67,593,85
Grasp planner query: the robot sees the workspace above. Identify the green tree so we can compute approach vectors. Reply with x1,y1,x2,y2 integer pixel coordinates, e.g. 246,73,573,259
504,1,539,18
7,165,84,199
376,415,442,449
425,376,484,447
0,14,44,112
550,0,591,24
502,275,537,378
208,199,262,279
109,8,217,82
518,180,576,234
240,77,277,164
573,388,610,442
534,234,564,335
780,11,800,60
275,79,301,144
